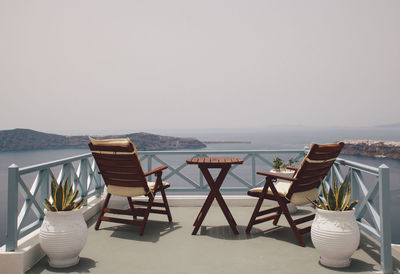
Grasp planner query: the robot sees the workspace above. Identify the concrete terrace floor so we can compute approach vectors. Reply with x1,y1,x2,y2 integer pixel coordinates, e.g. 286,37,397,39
28,206,399,274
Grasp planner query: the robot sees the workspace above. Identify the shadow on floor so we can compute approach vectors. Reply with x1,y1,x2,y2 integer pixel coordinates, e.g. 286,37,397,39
26,257,97,274
317,259,377,273
99,220,182,243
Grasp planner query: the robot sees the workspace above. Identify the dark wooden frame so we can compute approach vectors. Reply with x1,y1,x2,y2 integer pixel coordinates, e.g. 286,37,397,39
187,157,243,235
246,142,344,246
89,142,172,236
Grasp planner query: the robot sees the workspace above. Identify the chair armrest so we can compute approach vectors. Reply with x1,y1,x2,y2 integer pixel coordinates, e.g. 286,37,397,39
144,165,168,176
256,171,297,181
286,166,298,171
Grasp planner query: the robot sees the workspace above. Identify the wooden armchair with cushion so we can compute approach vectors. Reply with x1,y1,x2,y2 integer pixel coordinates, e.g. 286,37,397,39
246,142,344,246
89,137,172,235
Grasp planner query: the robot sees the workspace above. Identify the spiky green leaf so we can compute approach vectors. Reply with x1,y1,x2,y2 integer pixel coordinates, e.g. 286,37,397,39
317,197,328,210
73,199,84,210
64,184,76,209
337,179,348,210
50,179,58,200
44,176,85,211
346,200,358,211
66,190,79,208
44,198,56,211
62,178,69,210
321,181,329,201
327,188,337,210
54,181,63,211
333,178,338,198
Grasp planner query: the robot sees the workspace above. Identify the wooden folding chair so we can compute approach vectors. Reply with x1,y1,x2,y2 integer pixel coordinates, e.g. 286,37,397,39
89,137,172,235
246,142,344,246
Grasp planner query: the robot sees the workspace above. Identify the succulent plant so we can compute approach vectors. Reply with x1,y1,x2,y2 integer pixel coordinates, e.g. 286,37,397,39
272,157,299,170
312,176,358,211
43,177,84,211
272,157,284,170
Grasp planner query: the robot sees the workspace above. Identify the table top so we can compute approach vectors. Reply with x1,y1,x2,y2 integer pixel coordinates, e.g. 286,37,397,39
186,157,244,165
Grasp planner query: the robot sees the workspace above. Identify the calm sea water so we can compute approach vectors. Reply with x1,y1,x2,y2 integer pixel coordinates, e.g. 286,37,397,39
1,127,399,246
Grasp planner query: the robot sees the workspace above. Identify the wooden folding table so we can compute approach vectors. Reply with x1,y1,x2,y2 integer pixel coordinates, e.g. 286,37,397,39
186,157,244,235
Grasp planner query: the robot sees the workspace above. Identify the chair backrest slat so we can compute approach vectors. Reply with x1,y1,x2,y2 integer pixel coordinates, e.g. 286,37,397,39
89,139,149,192
287,142,344,198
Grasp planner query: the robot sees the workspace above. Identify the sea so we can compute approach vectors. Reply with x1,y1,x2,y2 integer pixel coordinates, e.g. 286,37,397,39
1,127,399,246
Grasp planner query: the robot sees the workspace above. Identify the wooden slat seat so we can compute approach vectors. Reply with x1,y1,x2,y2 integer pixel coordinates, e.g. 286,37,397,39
89,137,172,236
246,142,344,247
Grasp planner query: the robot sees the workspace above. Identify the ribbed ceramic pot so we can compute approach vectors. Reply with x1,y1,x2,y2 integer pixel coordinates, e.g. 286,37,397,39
39,208,88,268
311,208,360,268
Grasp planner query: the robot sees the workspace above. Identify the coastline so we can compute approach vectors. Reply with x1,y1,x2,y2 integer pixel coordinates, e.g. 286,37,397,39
342,140,400,160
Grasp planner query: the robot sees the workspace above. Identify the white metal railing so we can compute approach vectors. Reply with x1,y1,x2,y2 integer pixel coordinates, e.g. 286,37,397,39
4,149,392,273
325,158,392,273
6,153,103,251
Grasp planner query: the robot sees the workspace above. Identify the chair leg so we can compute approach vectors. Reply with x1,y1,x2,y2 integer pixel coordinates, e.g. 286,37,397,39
273,208,282,226
279,202,305,247
127,197,137,220
95,193,111,230
160,187,172,222
246,195,264,234
139,195,154,236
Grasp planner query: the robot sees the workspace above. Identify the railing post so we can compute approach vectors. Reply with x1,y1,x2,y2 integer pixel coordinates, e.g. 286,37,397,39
93,161,102,198
147,154,153,181
251,153,256,187
81,159,88,206
6,164,19,251
39,169,49,220
350,168,361,219
378,164,392,273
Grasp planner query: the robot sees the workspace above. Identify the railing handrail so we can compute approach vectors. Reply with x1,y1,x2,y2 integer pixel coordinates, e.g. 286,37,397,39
138,149,306,154
336,157,379,175
19,153,92,174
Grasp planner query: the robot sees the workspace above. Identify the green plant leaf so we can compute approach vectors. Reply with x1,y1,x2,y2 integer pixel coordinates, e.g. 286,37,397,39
73,199,84,210
54,181,63,211
64,184,75,208
66,190,79,208
321,181,329,203
43,198,56,211
50,179,58,200
62,178,69,210
317,197,328,210
346,200,358,211
337,179,348,210
327,187,337,210
333,178,338,199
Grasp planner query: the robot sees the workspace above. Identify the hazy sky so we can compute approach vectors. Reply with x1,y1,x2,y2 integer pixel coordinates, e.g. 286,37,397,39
1,0,399,134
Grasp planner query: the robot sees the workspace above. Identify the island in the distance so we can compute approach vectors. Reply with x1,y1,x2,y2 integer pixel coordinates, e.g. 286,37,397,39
0,128,206,151
342,140,400,160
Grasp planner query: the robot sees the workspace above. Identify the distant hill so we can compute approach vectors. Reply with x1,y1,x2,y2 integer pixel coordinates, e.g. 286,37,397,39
0,129,206,151
342,140,400,160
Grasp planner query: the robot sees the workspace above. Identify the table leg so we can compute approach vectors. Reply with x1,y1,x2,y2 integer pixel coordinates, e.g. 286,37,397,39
204,166,239,234
192,190,215,235
192,165,238,235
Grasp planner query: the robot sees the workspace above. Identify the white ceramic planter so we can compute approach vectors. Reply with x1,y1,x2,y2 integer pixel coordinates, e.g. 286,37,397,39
270,169,297,214
311,208,360,268
39,208,88,268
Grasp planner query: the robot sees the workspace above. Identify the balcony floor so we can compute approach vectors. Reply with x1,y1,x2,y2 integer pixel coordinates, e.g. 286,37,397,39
27,205,395,274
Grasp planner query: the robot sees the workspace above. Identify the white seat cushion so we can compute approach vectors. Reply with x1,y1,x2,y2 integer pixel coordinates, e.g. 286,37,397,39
248,181,319,206
107,181,170,197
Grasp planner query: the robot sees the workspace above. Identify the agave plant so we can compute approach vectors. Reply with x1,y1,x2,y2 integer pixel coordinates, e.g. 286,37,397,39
312,176,358,211
43,177,84,211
